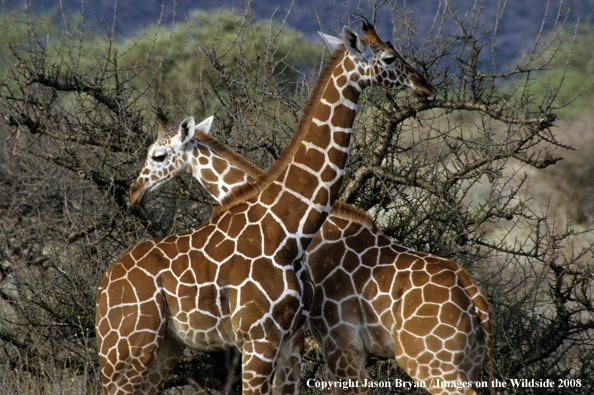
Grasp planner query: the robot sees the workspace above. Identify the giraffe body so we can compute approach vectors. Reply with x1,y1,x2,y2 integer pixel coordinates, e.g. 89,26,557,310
96,213,304,395
128,126,495,395
304,202,493,395
97,21,431,395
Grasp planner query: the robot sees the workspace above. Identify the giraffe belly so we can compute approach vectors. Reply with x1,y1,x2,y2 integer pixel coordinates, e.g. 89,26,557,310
359,299,395,357
166,313,236,352
361,323,394,358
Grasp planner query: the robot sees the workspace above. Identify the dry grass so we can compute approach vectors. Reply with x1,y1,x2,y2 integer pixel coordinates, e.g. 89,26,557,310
0,364,100,395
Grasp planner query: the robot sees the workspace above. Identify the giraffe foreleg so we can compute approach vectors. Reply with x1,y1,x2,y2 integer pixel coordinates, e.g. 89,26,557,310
271,326,304,395
240,340,277,395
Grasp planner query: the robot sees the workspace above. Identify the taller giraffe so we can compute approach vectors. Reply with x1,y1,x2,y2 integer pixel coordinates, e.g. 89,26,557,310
96,21,431,395
130,122,494,394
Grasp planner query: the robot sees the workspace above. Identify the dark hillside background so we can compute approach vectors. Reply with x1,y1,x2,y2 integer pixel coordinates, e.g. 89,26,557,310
14,0,594,65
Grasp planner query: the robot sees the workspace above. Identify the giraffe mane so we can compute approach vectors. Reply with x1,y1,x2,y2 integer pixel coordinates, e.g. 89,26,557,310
329,201,384,235
193,129,265,180
212,45,348,217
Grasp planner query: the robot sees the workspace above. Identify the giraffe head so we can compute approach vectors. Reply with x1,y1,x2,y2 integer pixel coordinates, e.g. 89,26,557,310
320,20,432,96
130,116,214,205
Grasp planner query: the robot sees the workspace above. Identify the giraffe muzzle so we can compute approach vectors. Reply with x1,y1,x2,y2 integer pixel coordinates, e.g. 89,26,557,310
130,181,146,206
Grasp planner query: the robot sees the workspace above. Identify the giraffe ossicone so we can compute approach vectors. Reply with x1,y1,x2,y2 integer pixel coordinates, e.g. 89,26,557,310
97,21,433,395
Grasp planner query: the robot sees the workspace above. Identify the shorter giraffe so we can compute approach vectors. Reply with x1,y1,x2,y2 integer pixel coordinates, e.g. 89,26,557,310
130,125,494,395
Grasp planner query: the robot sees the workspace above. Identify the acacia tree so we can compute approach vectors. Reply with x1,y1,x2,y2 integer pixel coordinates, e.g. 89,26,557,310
0,1,592,394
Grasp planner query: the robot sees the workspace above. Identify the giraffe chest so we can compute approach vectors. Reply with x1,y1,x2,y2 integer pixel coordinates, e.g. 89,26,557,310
306,251,401,358
157,245,305,352
150,207,307,351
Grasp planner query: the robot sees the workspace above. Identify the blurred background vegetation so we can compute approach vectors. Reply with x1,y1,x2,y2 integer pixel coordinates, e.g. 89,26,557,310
0,0,593,394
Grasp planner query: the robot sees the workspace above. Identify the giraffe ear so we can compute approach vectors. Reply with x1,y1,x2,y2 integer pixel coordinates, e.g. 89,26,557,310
195,116,214,135
318,32,343,52
179,116,196,145
341,26,366,57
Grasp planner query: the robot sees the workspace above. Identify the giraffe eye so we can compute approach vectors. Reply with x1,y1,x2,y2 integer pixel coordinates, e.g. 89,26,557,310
383,56,397,65
153,153,167,162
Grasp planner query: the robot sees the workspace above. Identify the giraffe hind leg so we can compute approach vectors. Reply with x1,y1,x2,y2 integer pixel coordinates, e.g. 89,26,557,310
136,335,184,394
394,329,481,395
98,321,183,395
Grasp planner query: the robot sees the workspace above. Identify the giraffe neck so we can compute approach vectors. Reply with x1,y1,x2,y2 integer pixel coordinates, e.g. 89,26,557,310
190,130,263,203
214,47,360,225
288,51,361,207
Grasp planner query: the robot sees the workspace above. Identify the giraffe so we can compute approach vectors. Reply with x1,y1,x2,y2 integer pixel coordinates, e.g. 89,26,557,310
96,20,432,395
303,202,494,395
130,129,494,395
